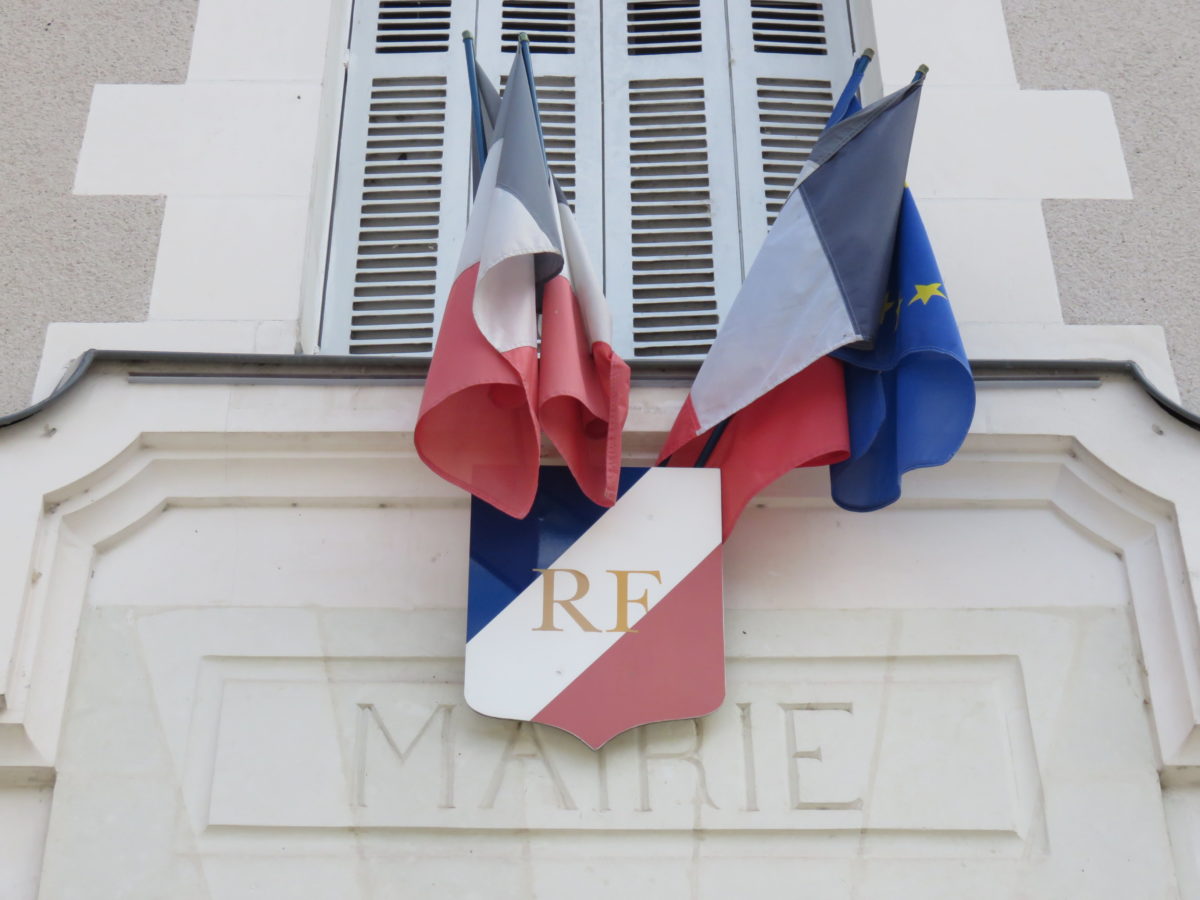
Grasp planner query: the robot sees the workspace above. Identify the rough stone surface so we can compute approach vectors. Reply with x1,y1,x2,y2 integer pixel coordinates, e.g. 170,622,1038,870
1004,0,1200,409
0,0,198,415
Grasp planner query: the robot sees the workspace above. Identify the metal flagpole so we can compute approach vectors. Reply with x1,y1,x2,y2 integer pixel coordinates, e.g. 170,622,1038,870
691,416,730,468
517,33,551,172
462,30,488,180
828,48,875,127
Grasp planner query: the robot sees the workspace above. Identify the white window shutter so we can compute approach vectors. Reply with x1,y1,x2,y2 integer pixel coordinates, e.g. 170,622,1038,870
726,0,855,264
474,1,603,270
602,0,743,361
321,0,476,356
322,0,856,361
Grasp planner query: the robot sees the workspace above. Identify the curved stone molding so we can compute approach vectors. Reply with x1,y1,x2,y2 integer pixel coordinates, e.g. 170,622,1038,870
2,421,1199,789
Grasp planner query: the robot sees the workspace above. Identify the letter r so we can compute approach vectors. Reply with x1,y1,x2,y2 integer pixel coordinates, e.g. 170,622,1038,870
532,568,600,632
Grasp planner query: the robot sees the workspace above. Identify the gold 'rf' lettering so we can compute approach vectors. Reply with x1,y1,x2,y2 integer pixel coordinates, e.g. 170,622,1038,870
531,568,663,633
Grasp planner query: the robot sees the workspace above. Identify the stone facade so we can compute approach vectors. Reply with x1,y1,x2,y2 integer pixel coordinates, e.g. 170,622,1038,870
2,2,1199,898
1,0,1197,410
0,0,198,415
1005,0,1200,406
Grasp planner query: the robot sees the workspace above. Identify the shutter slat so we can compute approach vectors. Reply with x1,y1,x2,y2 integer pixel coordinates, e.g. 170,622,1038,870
603,1,742,360
477,0,602,266
321,0,474,356
325,0,858,360
374,0,454,53
625,0,702,56
499,0,577,53
727,0,853,259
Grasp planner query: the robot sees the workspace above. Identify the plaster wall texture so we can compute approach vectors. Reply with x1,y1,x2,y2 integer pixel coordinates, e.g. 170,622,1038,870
0,0,198,415
1004,0,1200,408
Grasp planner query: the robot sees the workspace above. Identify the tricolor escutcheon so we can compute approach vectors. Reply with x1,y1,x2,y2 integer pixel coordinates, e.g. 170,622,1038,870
466,466,724,749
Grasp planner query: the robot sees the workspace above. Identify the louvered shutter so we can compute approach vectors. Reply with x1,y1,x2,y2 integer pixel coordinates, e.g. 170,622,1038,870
321,0,476,356
726,0,855,262
321,0,856,360
602,0,743,361
473,1,603,268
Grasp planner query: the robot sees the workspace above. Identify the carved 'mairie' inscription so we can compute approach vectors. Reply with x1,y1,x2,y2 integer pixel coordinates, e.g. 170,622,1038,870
352,698,865,816
204,656,1031,837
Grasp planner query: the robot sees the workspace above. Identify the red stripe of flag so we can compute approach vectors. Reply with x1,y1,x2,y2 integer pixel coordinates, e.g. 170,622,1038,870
416,262,541,519
539,275,631,507
660,357,850,539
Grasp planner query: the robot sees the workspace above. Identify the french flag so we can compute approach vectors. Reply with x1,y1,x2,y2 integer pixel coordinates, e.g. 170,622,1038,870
416,52,630,519
465,466,724,750
661,78,927,538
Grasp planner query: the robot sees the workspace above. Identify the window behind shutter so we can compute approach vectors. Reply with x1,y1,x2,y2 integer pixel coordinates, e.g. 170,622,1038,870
602,0,743,361
726,0,854,263
321,0,476,356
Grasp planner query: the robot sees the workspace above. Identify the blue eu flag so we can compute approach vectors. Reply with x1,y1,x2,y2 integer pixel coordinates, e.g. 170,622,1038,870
823,55,975,511
831,188,975,510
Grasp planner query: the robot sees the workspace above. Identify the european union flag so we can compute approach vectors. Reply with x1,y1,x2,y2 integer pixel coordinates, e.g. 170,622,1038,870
830,186,975,510
819,55,974,512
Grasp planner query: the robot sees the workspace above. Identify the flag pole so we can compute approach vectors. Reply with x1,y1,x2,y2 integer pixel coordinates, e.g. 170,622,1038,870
462,31,488,174
828,48,874,126
692,419,730,467
517,33,551,172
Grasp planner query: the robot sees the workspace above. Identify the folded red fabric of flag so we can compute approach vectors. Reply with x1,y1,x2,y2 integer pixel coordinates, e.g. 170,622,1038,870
658,77,926,539
660,358,850,540
415,52,630,520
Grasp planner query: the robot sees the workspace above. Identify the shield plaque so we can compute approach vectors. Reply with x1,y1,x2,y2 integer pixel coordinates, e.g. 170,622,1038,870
464,466,724,748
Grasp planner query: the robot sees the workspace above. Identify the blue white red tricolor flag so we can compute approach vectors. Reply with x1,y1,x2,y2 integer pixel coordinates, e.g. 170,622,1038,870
416,51,630,519
661,73,936,534
465,466,724,749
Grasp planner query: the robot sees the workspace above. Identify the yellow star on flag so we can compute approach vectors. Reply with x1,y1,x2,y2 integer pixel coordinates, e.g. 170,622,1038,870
908,282,946,306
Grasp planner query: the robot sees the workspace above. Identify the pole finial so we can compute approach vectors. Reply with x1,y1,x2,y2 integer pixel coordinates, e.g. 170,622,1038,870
916,63,929,76
462,29,474,40
862,47,875,60
518,31,530,44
